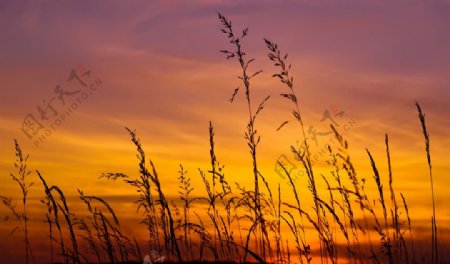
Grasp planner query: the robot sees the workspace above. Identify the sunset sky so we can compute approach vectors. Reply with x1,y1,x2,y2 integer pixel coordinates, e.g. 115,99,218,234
1,1,450,263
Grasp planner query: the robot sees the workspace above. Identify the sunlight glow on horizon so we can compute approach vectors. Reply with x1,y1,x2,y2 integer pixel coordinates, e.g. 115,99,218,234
1,1,450,263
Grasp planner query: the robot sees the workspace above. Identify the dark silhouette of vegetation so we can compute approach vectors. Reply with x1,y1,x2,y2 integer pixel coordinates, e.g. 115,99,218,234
0,13,444,264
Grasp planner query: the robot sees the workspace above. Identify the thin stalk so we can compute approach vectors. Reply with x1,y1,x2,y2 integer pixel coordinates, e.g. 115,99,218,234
416,102,437,264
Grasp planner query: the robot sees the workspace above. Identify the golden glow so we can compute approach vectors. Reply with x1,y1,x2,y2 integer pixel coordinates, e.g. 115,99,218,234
1,1,450,263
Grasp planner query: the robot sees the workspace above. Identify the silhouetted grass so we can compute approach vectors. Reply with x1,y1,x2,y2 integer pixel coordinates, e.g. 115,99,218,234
416,102,438,264
101,127,182,262
219,12,271,262
0,13,445,264
5,139,35,264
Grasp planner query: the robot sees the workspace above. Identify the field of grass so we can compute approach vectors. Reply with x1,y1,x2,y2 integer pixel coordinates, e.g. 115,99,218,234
0,13,446,264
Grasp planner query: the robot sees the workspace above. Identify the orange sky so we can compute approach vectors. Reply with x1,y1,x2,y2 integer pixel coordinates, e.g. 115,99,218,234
1,1,450,263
